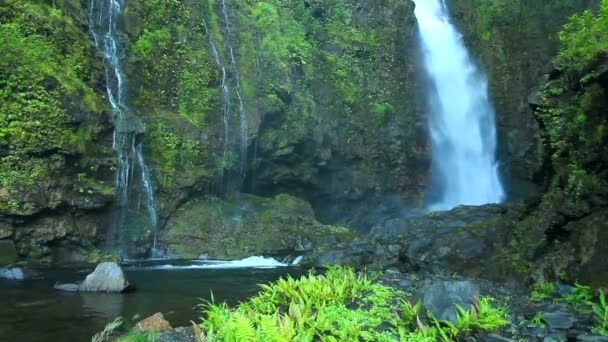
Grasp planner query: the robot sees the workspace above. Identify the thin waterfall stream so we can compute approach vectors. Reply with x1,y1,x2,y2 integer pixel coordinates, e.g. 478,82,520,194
220,0,249,178
203,19,231,189
413,0,504,210
87,0,158,253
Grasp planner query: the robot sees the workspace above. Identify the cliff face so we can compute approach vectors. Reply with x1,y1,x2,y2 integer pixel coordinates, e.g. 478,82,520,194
1,0,604,267
122,0,429,230
449,0,597,199
0,0,114,262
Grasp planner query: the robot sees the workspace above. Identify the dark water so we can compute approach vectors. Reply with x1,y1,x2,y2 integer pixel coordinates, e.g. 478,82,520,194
0,261,303,342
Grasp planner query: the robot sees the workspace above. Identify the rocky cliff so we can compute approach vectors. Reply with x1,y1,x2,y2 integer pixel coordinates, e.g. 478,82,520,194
0,0,114,262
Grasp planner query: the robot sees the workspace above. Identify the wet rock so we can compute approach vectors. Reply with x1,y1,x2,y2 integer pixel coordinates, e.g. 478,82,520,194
135,312,172,332
479,334,517,342
421,280,480,324
155,326,196,342
0,267,24,280
54,283,80,292
79,262,130,293
576,334,608,342
56,263,131,292
541,310,577,330
543,332,568,342
160,194,357,260
0,240,17,265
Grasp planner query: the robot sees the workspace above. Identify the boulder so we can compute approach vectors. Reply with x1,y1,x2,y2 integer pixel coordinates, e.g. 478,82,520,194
541,310,578,330
421,280,480,324
53,283,80,292
0,267,24,280
0,240,17,265
135,312,172,332
79,262,130,293
160,194,357,260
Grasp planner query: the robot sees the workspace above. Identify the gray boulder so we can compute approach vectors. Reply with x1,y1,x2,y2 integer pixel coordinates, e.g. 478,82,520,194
79,262,130,292
55,262,131,293
0,267,24,280
421,280,480,324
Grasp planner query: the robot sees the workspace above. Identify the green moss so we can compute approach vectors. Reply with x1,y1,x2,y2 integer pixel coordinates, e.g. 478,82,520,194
147,122,207,190
0,0,110,214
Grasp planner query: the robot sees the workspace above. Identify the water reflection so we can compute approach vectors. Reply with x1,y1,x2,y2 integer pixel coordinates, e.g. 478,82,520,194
0,263,302,342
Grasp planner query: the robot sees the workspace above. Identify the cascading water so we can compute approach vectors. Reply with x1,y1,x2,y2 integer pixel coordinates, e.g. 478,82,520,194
413,0,504,211
88,0,158,252
203,19,231,185
220,0,249,177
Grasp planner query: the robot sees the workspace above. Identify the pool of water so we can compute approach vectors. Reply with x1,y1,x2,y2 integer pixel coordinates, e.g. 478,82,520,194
0,259,304,341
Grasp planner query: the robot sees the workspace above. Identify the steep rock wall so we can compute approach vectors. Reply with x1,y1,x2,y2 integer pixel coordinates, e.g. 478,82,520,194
0,0,114,262
122,0,429,231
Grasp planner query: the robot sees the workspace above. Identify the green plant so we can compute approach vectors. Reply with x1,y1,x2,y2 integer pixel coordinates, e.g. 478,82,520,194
530,312,546,327
117,330,157,342
456,296,510,332
592,290,608,336
531,282,555,300
563,283,593,310
92,317,124,342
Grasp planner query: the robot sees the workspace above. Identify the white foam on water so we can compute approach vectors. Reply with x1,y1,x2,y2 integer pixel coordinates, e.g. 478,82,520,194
128,256,289,270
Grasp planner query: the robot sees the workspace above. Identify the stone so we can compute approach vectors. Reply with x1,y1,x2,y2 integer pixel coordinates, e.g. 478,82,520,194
135,312,172,332
0,240,17,265
154,326,197,342
79,262,131,293
0,267,24,280
421,280,480,324
54,283,80,292
544,334,567,342
541,310,577,330
479,334,517,342
576,335,608,342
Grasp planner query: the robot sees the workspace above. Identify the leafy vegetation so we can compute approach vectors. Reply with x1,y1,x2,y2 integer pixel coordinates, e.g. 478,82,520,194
555,0,608,70
456,297,509,332
533,0,608,229
591,290,608,336
198,266,509,341
530,282,556,301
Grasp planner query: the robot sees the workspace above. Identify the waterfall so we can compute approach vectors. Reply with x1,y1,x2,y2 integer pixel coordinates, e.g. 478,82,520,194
413,0,504,211
202,19,231,184
88,0,158,250
220,0,249,177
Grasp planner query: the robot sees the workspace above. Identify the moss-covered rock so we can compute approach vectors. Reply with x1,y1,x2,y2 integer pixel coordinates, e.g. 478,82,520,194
0,0,115,262
159,193,357,259
0,240,17,265
119,0,428,230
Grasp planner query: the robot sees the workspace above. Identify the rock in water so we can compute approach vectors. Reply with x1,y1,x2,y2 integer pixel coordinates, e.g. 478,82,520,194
135,312,173,332
421,280,480,324
54,283,80,292
0,267,24,280
79,262,130,293
0,240,18,265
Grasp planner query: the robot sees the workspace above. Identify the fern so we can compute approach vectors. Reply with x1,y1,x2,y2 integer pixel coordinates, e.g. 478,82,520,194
233,313,256,341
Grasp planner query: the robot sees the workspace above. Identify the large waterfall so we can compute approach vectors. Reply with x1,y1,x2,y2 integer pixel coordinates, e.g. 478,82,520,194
88,0,158,252
413,0,504,211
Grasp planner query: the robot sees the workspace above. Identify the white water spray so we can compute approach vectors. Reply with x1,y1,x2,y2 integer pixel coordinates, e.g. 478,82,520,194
413,0,504,210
